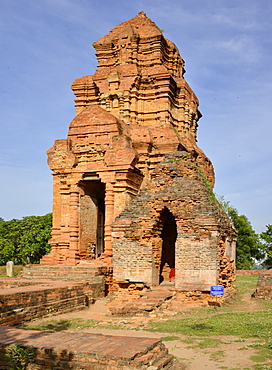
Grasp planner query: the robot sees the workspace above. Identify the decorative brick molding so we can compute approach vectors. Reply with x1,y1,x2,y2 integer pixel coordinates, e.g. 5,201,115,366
40,12,236,291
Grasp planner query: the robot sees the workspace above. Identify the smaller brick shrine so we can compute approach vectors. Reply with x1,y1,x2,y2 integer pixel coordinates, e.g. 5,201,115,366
252,269,272,300
40,12,236,291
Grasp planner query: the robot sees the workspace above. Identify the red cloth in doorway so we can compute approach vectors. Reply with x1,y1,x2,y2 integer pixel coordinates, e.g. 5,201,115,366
169,268,175,280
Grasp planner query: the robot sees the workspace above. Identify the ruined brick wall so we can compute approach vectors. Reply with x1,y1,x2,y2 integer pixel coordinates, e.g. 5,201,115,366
236,270,266,276
112,152,236,291
0,282,94,326
252,270,272,299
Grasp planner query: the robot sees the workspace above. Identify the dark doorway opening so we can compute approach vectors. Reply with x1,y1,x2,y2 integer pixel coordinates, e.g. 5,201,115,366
79,179,105,258
159,209,177,283
96,196,105,256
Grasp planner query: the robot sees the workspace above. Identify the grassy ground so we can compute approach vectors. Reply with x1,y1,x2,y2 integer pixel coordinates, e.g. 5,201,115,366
22,276,272,368
145,276,272,340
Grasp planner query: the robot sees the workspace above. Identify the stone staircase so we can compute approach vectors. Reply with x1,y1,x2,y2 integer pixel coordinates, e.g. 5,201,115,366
132,342,176,369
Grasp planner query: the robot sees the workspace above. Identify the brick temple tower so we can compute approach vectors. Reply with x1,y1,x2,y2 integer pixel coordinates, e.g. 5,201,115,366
41,12,236,290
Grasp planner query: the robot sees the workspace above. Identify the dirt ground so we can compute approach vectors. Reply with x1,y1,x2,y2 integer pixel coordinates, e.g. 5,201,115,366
23,288,272,370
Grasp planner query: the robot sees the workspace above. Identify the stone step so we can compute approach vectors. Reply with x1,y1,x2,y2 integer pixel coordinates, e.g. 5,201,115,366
133,343,174,369
152,354,176,369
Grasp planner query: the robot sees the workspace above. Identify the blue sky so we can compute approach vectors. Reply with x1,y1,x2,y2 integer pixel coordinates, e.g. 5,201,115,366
0,0,271,233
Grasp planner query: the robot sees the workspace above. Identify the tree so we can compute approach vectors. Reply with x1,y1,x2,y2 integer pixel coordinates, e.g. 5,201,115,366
0,213,52,265
260,224,272,269
0,237,15,265
217,196,264,269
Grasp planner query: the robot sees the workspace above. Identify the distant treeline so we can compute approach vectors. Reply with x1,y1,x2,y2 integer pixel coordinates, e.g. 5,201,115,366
218,196,272,270
0,207,271,270
0,213,52,265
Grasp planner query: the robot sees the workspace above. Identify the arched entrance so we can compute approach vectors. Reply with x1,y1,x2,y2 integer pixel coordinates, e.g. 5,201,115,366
159,209,177,283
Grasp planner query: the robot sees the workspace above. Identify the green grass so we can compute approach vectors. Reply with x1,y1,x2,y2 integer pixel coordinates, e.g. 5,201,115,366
250,348,272,363
146,276,272,343
146,310,272,341
159,336,226,350
160,335,180,341
21,275,272,367
187,337,224,349
234,275,259,294
146,276,272,367
209,350,225,362
253,364,272,370
24,318,99,331
24,318,123,332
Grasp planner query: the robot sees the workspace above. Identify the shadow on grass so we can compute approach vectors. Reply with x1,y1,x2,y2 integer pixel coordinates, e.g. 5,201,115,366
25,319,73,332
190,323,214,331
24,318,98,332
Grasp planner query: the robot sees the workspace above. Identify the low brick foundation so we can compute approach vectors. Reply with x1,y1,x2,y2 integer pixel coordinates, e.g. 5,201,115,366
0,279,95,326
236,270,267,276
252,270,272,299
19,264,112,293
0,326,184,369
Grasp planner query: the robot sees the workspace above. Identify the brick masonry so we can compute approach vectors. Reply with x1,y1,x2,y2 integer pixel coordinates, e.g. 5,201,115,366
236,270,267,276
112,153,236,290
19,264,113,294
0,326,184,369
0,279,95,326
34,12,236,292
252,269,272,299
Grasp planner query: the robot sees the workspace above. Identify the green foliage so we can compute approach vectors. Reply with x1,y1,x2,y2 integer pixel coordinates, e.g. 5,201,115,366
6,343,35,370
260,224,272,269
217,196,263,269
0,237,15,265
160,335,180,341
0,214,52,265
197,166,216,203
228,208,264,269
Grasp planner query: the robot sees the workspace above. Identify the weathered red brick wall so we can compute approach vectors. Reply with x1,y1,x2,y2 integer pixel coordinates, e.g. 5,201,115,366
112,152,236,291
0,281,93,326
252,270,272,299
19,264,111,295
236,270,267,276
0,328,177,369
